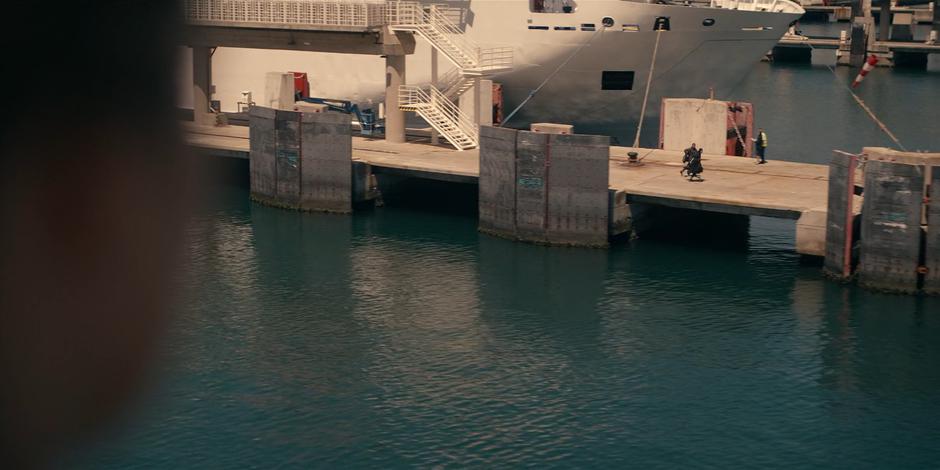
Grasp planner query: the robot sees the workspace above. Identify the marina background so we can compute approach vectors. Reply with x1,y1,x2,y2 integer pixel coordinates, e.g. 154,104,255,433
66,19,940,469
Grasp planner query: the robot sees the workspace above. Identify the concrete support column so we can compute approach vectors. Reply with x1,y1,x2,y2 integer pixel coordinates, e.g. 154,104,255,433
849,21,871,66
851,0,863,18
192,46,213,125
879,1,891,40
385,54,406,144
934,0,940,39
430,49,439,145
473,77,482,125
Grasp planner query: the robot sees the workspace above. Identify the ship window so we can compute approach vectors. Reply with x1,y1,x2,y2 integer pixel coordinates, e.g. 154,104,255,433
622,24,640,32
602,71,634,90
703,18,716,26
530,0,577,13
554,26,576,31
528,25,549,30
581,23,596,31
654,17,670,31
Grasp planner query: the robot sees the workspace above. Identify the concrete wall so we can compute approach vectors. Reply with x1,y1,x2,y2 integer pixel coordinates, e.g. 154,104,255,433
300,111,354,213
660,98,727,155
250,106,278,200
264,72,295,110
926,168,940,295
249,106,353,213
823,154,856,278
479,126,610,247
858,160,925,293
459,79,494,127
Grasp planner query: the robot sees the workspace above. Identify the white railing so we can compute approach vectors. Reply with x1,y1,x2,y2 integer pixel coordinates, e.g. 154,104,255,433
477,47,514,72
711,0,804,13
399,84,478,149
184,0,389,28
183,0,514,71
388,3,512,72
437,67,470,97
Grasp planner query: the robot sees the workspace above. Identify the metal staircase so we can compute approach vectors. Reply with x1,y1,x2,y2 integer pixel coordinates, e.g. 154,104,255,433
437,67,476,100
388,3,513,75
399,85,478,150
388,2,512,150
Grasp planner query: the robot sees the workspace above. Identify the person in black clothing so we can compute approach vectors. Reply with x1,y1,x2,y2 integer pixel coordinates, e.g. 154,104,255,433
683,143,697,164
681,144,703,181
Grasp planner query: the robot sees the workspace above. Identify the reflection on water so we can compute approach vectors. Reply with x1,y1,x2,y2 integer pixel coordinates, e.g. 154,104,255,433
66,182,940,468
66,55,940,467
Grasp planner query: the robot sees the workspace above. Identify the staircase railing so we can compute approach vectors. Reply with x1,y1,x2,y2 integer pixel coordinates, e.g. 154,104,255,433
437,67,470,98
399,85,479,149
387,2,512,73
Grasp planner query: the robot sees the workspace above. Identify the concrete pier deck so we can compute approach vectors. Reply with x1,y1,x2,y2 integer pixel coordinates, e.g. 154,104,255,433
186,123,848,254
187,123,831,216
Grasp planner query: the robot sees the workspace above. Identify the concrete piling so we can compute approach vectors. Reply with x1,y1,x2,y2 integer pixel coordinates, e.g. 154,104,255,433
300,111,355,213
926,168,940,295
857,160,925,293
478,126,518,236
478,126,611,247
249,106,354,213
824,148,940,295
879,1,892,40
823,152,859,280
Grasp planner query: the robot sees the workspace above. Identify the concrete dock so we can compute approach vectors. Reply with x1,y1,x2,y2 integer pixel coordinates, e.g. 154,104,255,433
185,122,843,256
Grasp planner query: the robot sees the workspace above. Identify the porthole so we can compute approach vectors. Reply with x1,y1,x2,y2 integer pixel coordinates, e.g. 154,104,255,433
703,18,716,26
602,17,615,28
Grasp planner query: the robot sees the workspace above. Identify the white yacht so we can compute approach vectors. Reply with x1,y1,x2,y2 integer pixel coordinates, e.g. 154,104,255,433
194,0,804,133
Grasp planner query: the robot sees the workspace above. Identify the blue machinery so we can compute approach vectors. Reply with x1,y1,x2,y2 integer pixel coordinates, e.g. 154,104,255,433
300,97,383,136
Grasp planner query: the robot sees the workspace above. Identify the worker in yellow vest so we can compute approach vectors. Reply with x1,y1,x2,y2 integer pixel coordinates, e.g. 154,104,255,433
753,128,768,164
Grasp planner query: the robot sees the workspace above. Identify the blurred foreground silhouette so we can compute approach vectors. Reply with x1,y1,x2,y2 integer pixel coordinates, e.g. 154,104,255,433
0,2,193,467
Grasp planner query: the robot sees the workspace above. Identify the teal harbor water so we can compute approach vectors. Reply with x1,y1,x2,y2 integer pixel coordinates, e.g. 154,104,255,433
66,48,940,468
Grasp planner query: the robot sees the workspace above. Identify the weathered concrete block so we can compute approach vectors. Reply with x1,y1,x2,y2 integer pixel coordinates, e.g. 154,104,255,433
300,112,352,213
514,131,550,243
545,133,610,246
275,110,302,206
609,190,631,237
797,209,827,258
858,160,924,293
249,106,277,200
823,154,856,278
249,106,353,212
925,168,940,295
660,98,727,154
478,126,518,237
478,127,611,247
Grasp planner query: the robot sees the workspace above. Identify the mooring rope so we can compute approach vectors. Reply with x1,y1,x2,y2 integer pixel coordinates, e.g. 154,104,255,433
803,40,907,151
632,28,664,149
502,27,605,126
